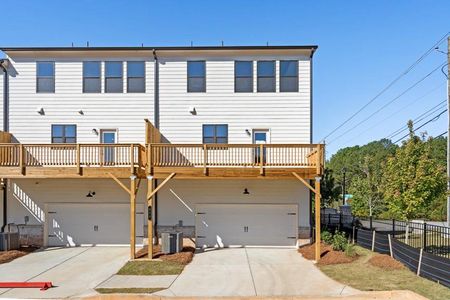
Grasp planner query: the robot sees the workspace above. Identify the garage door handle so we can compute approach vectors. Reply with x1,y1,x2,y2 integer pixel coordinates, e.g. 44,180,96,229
287,236,297,239
287,213,296,215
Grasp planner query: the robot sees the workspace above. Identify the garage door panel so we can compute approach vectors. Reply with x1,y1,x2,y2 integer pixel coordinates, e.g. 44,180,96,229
196,204,298,248
47,203,144,247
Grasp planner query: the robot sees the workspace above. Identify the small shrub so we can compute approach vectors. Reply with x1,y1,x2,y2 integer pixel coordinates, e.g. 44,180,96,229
332,231,348,251
344,243,357,257
321,230,333,245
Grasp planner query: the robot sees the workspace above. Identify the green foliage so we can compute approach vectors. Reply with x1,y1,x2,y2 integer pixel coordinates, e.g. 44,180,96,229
327,127,447,221
321,168,341,207
383,123,447,220
332,231,348,251
321,230,334,245
344,243,357,257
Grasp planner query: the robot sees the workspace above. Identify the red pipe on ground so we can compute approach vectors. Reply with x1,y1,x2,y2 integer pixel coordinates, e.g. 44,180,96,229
0,282,53,291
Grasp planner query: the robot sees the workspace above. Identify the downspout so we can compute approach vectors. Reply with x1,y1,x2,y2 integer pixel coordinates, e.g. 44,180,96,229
0,59,9,232
152,49,159,241
309,49,315,239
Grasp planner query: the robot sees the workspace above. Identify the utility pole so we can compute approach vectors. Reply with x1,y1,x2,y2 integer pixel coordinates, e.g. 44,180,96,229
342,168,346,205
447,36,450,227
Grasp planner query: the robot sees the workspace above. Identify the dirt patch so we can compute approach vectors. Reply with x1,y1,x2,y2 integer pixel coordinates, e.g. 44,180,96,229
369,253,405,270
136,245,195,265
298,243,358,265
0,247,38,264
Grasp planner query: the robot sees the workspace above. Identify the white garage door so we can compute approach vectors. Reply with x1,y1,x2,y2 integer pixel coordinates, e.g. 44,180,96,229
47,203,144,247
195,204,298,248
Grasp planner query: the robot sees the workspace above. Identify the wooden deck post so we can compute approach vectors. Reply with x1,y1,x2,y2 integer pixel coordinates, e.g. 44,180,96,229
76,144,81,175
203,144,208,175
147,176,154,259
19,144,24,175
259,144,264,175
130,144,135,174
314,176,321,262
130,175,137,260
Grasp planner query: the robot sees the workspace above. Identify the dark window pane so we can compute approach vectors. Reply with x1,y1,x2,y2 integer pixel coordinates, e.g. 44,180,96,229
188,77,205,92
105,62,123,77
235,61,252,77
258,77,275,92
37,62,54,77
216,137,227,144
203,125,214,137
280,77,299,92
83,62,101,77
37,78,55,93
257,61,275,77
52,125,63,137
254,133,267,142
235,78,253,92
106,78,123,93
127,61,145,77
83,78,101,93
203,137,215,143
52,137,64,143
188,61,205,77
65,125,76,137
128,77,145,93
65,137,76,143
280,61,298,77
216,125,228,137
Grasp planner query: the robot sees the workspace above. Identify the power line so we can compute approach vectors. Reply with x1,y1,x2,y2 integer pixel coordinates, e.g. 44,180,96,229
338,84,445,147
393,109,448,143
386,99,447,139
319,31,450,143
327,62,447,145
436,131,448,138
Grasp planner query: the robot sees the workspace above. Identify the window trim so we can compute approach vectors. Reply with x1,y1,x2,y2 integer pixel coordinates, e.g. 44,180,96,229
36,61,55,93
257,60,276,93
82,61,101,93
234,61,253,93
127,61,146,93
105,61,123,93
187,60,206,93
280,60,299,93
202,124,228,144
51,124,77,144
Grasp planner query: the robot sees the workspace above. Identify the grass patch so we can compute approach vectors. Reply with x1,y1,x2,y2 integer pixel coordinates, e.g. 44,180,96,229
319,246,450,300
95,288,163,294
117,260,185,276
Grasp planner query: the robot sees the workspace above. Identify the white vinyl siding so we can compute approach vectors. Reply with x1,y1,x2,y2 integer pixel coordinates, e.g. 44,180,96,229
6,55,154,143
158,56,311,144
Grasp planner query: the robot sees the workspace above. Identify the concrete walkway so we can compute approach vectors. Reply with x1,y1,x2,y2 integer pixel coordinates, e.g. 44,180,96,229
155,248,358,297
0,246,129,299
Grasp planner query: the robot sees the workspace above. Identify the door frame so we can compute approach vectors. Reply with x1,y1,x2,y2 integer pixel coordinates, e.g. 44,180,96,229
100,129,119,143
251,129,271,144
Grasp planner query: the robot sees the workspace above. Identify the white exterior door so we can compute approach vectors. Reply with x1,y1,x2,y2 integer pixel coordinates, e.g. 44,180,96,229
101,130,117,165
253,130,269,163
47,203,144,247
195,204,298,248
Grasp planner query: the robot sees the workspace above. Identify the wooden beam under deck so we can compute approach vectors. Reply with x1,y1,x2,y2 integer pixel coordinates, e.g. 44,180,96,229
0,167,146,179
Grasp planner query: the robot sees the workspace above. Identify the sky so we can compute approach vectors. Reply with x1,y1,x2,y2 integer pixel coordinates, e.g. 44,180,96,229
1,0,449,157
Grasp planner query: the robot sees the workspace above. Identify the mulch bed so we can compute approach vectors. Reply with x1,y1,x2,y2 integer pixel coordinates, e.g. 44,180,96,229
298,243,358,265
0,247,38,264
369,253,405,270
136,245,195,265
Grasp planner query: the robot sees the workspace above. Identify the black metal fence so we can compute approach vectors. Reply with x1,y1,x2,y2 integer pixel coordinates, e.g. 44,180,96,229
321,214,450,287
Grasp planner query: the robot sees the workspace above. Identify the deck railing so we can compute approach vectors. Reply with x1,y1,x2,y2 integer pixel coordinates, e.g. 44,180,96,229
148,144,323,169
0,144,144,168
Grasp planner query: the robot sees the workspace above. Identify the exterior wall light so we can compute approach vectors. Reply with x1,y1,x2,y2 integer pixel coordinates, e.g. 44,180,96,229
36,107,45,115
243,188,250,195
92,128,98,135
86,191,96,198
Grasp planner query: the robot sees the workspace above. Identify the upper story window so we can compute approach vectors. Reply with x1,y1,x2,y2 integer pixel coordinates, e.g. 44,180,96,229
83,61,101,93
51,124,76,143
127,61,145,93
280,60,299,92
36,62,55,93
234,61,253,92
187,61,206,92
257,61,275,92
105,61,123,93
202,124,228,144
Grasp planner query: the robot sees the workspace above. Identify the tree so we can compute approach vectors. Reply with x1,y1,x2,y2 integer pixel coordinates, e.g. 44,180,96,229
320,168,341,207
382,121,446,220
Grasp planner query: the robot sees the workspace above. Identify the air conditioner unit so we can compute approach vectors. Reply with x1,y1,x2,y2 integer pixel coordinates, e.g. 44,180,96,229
161,232,183,254
0,232,20,251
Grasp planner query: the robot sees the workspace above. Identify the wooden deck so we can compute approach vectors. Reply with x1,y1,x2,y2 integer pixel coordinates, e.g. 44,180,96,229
0,143,324,179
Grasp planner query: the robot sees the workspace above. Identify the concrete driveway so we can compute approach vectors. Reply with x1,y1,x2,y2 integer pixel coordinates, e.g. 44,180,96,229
0,246,129,299
156,248,358,297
